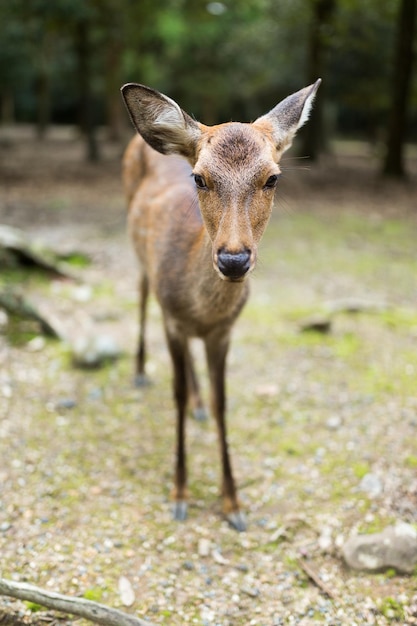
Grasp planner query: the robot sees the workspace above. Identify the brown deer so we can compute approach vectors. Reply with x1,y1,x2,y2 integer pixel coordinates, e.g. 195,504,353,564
121,80,321,531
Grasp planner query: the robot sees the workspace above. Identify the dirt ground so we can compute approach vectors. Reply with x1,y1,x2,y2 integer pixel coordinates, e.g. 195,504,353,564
1,126,417,625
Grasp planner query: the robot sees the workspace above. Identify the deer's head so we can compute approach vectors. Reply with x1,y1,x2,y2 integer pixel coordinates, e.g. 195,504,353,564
121,80,320,282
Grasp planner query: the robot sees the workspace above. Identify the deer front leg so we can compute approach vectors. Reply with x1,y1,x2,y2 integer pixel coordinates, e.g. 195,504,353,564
205,334,246,532
185,344,207,421
135,272,150,387
165,327,189,521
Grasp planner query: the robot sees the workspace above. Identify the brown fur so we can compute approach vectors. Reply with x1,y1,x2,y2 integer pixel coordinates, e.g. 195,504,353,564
121,80,320,530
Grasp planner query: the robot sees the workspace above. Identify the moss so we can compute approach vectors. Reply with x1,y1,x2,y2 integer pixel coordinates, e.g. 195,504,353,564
83,587,104,602
25,601,45,613
379,597,405,621
352,462,370,479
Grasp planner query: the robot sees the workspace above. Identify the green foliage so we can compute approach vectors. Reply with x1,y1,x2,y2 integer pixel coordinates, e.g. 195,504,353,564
0,0,415,142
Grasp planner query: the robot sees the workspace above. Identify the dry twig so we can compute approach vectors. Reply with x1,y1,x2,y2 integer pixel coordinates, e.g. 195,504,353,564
297,558,337,600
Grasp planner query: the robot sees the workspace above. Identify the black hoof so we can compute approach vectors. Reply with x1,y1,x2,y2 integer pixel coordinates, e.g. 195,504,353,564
226,510,247,532
134,374,151,388
172,500,188,521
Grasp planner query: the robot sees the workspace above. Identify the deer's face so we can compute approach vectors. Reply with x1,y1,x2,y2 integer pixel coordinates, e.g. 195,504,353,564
192,123,280,282
121,80,320,282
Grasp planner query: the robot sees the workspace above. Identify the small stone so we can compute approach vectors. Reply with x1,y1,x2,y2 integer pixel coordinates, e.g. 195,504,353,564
255,384,279,397
359,473,383,498
198,538,211,557
72,284,92,302
56,398,77,410
71,333,121,368
318,526,333,552
212,549,229,565
0,522,11,532
326,415,342,430
342,522,417,574
241,585,260,598
26,336,46,352
118,575,135,606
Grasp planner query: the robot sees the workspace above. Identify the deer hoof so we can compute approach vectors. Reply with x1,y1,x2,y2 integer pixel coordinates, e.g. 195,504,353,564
226,510,247,532
134,374,151,388
172,500,188,522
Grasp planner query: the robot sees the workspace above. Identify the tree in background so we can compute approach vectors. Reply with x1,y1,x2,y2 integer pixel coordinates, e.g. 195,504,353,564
382,0,417,178
301,0,336,160
0,0,416,174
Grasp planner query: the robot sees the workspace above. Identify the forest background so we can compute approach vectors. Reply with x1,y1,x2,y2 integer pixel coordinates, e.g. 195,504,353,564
0,0,416,177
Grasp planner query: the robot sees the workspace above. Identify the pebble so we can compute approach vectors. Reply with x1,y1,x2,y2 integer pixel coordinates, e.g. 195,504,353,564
71,333,121,368
359,473,383,497
198,538,211,557
326,415,342,430
241,585,260,598
119,576,135,606
56,398,77,410
318,526,333,552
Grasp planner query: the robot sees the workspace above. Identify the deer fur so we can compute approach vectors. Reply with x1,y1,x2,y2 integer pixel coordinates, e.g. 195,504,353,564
121,79,320,530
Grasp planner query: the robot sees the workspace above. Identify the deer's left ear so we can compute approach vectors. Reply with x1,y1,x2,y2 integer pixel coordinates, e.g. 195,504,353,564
121,83,202,160
253,79,321,154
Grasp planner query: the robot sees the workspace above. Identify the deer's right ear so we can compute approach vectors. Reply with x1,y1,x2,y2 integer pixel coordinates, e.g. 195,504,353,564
121,83,202,159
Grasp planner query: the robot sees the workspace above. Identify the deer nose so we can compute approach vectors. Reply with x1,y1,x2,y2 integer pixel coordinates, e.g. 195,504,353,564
217,248,251,280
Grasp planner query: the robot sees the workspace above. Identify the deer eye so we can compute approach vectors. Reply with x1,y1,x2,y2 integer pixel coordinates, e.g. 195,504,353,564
193,174,208,190
263,174,280,190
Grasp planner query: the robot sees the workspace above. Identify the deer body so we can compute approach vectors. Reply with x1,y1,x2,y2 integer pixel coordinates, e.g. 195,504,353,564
121,80,320,530
125,136,249,339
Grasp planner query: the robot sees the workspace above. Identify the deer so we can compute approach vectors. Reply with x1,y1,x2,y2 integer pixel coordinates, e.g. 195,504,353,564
120,79,321,531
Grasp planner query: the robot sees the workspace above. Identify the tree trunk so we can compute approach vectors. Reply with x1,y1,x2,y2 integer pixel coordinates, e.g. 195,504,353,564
35,69,50,140
106,34,126,142
0,89,14,124
75,19,99,162
300,0,335,161
382,0,417,178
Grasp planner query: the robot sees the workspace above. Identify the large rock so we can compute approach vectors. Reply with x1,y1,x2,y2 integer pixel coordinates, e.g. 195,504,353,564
342,523,417,574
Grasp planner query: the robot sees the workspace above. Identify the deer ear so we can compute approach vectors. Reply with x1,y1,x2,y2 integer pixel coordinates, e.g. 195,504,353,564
253,79,321,154
121,83,202,159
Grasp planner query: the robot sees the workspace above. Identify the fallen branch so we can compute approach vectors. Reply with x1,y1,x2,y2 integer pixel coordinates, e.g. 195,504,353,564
0,578,156,626
297,558,337,600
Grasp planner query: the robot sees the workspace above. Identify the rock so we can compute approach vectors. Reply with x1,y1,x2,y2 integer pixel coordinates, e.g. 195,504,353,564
342,522,417,574
299,314,332,334
71,333,121,368
359,473,383,498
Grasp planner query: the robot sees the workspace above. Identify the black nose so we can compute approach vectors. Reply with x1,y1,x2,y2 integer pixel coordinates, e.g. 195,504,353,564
217,248,251,279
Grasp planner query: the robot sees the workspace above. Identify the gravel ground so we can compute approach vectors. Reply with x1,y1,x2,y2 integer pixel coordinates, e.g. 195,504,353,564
1,128,417,625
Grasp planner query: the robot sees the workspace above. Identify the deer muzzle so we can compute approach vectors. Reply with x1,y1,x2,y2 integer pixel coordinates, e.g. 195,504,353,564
216,248,252,281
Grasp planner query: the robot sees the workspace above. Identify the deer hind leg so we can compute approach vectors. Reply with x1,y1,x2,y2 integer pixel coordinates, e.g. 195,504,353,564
135,272,150,387
165,327,189,521
185,344,207,421
205,334,246,532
